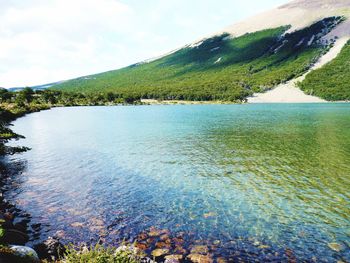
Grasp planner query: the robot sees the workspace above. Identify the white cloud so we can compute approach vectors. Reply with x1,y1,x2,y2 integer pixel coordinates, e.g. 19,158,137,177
0,0,135,87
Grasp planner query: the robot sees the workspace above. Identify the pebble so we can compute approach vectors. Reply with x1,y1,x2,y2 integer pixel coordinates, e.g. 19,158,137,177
328,242,343,252
149,227,163,237
217,257,227,263
191,245,209,254
187,253,213,263
71,222,84,228
165,254,183,263
151,248,169,257
156,242,171,249
203,212,216,219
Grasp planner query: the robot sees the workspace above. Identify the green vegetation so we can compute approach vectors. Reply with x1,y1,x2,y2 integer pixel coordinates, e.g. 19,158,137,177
299,40,350,100
52,17,343,101
58,244,140,263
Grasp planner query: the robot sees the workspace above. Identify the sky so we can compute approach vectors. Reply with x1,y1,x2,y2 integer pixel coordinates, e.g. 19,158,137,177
0,0,288,88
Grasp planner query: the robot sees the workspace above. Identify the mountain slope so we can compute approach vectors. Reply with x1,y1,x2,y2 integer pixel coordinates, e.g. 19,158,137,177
51,0,350,102
299,39,350,100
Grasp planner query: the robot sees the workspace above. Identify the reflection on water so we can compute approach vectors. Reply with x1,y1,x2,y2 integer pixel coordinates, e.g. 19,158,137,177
7,104,350,261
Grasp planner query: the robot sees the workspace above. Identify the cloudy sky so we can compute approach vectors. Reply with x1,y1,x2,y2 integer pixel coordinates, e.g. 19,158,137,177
0,0,287,88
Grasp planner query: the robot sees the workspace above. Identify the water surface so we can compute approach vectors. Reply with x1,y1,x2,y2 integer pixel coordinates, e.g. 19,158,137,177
7,104,350,262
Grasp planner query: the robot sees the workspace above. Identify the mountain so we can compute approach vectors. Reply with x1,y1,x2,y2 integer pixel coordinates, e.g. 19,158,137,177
51,0,350,102
8,81,65,92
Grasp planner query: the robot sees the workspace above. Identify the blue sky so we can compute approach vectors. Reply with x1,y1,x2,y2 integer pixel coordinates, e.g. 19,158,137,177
0,0,288,88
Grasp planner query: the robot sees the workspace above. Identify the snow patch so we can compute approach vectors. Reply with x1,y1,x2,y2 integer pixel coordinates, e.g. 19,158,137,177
189,41,203,48
308,35,315,46
214,57,222,64
210,47,220,52
296,38,305,47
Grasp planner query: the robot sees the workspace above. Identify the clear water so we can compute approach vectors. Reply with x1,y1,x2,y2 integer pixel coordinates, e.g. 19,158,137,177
6,104,350,262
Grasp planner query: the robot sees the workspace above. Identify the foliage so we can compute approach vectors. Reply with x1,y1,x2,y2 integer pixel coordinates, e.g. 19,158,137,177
51,17,343,101
60,244,139,263
298,40,350,100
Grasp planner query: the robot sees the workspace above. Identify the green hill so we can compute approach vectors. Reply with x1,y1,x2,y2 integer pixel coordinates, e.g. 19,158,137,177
52,17,343,102
299,40,350,101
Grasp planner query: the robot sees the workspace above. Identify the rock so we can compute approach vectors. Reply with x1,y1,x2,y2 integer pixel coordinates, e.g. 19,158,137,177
149,227,168,237
173,237,185,245
203,212,216,219
151,248,169,257
138,232,148,240
146,237,155,244
155,241,171,249
135,242,148,251
285,248,296,263
3,229,29,245
328,242,343,252
213,240,221,245
71,222,84,228
160,234,170,241
165,254,183,263
13,223,27,233
54,230,65,239
217,257,227,263
4,212,14,221
258,245,270,249
190,245,209,254
9,245,40,263
90,217,104,226
187,253,213,263
34,237,65,261
174,245,186,255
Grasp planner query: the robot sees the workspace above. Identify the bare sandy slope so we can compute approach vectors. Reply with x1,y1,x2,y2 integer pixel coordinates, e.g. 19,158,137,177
247,37,349,103
220,0,350,39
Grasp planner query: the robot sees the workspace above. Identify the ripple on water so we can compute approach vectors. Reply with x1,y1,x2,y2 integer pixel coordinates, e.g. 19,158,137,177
6,104,350,262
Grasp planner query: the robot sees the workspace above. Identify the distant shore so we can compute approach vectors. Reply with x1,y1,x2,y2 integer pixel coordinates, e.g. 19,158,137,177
141,99,240,105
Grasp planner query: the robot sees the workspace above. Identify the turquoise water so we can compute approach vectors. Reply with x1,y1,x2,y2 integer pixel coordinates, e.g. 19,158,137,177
7,104,350,261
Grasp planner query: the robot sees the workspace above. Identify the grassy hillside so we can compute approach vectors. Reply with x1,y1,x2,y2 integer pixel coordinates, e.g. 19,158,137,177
52,17,343,101
299,40,350,101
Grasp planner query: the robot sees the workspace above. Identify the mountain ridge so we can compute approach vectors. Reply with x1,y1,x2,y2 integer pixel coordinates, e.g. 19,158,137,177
49,0,350,102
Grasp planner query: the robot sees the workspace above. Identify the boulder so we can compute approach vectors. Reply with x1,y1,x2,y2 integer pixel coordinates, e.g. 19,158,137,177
34,236,65,261
7,245,39,263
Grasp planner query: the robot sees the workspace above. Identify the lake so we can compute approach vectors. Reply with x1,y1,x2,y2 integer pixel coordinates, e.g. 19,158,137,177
6,104,350,262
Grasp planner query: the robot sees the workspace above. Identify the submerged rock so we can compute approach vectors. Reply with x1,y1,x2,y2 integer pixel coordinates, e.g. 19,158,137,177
155,241,171,249
174,245,187,255
148,227,168,237
203,212,216,219
70,222,84,228
187,253,213,263
328,242,343,252
190,245,209,254
217,257,227,263
165,254,183,263
151,248,169,257
135,242,149,251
